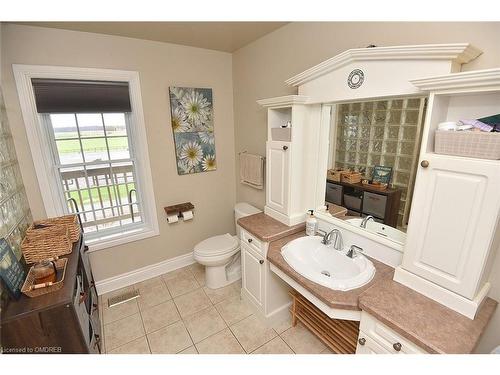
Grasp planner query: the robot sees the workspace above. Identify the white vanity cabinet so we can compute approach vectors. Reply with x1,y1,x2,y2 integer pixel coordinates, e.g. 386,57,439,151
240,229,291,323
356,312,427,354
395,69,500,319
257,95,315,226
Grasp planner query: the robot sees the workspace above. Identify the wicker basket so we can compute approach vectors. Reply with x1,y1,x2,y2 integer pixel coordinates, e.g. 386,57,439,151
327,169,349,182
341,171,362,184
34,214,81,243
21,258,68,298
21,224,72,264
435,130,500,160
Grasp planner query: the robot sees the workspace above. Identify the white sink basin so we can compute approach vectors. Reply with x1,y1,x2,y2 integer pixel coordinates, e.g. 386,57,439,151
281,236,375,291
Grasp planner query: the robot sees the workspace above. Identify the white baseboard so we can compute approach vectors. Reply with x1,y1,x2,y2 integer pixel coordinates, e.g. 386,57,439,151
95,252,195,295
393,266,490,319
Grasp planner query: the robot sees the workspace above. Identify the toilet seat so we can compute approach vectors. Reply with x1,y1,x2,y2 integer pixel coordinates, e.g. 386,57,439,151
194,233,239,257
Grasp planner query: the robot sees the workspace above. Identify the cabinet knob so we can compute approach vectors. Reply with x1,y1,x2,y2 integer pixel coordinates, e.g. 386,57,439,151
358,337,366,345
259,260,264,265
420,160,429,168
393,342,402,352
84,245,89,252
247,238,253,243
282,146,288,151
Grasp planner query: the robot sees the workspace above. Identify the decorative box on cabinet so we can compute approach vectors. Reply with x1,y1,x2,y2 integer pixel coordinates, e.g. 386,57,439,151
257,95,314,226
240,228,291,323
1,237,101,354
394,69,500,319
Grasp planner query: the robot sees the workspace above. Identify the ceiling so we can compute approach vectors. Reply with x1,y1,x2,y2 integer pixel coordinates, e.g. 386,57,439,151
14,22,288,52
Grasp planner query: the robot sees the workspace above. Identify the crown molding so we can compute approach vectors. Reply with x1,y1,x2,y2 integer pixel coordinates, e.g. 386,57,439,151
257,95,309,108
410,68,500,92
285,43,482,87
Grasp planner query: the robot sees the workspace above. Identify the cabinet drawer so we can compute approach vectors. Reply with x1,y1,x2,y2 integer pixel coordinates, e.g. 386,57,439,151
356,330,391,354
359,312,426,354
240,230,264,255
362,192,387,218
326,182,343,205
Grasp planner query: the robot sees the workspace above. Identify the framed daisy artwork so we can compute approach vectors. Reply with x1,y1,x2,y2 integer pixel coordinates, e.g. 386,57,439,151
169,87,216,175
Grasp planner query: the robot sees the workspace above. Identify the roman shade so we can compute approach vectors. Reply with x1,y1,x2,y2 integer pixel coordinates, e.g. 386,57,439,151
31,79,132,113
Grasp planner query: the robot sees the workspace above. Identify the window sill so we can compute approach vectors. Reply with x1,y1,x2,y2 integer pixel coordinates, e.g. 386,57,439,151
85,225,160,252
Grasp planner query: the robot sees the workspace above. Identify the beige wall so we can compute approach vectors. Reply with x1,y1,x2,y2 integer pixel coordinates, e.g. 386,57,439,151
233,22,500,209
232,21,500,354
1,24,236,281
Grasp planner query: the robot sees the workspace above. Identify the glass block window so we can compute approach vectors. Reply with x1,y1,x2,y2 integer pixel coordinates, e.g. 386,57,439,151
334,97,426,229
43,112,143,237
0,89,33,260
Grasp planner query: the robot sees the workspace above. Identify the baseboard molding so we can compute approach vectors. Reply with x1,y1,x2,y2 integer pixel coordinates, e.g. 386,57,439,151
95,252,195,295
393,266,490,319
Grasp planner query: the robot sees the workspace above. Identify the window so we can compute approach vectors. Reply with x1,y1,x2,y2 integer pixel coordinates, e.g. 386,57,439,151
44,112,142,237
334,97,426,229
13,66,158,251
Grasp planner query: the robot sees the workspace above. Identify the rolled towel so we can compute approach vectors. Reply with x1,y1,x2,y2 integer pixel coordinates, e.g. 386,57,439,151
459,119,494,132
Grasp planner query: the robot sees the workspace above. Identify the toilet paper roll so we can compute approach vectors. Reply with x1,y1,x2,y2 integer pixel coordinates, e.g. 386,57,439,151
167,214,179,224
182,210,193,221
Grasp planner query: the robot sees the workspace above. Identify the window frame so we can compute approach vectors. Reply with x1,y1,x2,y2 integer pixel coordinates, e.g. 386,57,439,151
13,65,159,252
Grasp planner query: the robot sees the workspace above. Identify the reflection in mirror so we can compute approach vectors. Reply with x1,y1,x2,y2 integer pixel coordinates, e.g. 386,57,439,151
324,97,427,244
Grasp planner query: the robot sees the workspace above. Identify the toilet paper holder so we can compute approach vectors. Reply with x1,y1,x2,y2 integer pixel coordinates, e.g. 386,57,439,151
164,202,195,223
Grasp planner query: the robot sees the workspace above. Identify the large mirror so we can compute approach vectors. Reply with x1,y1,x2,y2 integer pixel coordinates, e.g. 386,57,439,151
322,96,427,245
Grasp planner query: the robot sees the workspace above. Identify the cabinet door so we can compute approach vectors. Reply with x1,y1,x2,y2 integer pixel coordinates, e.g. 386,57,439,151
403,154,500,299
242,244,265,307
266,141,290,214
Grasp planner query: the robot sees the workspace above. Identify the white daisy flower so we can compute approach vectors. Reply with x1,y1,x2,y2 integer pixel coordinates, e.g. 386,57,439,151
199,130,215,145
171,107,189,133
180,141,203,167
201,154,216,171
177,159,192,174
180,90,211,127
170,87,185,100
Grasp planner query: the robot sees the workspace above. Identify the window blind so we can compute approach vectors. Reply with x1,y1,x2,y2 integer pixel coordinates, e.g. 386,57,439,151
31,79,132,113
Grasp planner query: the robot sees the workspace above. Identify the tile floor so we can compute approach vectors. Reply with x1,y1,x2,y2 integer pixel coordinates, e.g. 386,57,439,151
100,263,332,354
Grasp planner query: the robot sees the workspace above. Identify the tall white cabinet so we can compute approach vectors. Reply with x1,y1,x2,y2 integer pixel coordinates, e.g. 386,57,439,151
394,69,500,319
257,95,318,226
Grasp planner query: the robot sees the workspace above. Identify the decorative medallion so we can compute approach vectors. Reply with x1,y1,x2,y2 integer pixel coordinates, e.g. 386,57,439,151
347,69,364,89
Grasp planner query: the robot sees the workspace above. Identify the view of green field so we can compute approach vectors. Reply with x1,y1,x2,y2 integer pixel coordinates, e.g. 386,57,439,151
56,135,129,154
67,182,136,208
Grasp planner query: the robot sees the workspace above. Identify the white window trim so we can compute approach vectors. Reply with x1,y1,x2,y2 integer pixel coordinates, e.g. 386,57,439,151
13,64,159,252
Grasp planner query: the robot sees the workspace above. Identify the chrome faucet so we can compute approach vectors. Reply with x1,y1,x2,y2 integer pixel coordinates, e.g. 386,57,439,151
321,229,344,251
347,245,363,258
360,215,375,228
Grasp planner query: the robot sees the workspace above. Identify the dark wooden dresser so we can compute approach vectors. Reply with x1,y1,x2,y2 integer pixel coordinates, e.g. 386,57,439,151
1,237,101,354
326,179,401,227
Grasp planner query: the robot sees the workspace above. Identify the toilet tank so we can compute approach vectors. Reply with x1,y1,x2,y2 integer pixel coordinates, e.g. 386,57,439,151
234,202,262,238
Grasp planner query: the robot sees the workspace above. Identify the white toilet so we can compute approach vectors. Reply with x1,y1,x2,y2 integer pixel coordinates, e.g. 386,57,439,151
194,202,262,289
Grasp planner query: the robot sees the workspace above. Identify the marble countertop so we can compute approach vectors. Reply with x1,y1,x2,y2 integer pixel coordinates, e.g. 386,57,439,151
238,213,497,354
237,213,305,242
358,276,497,353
